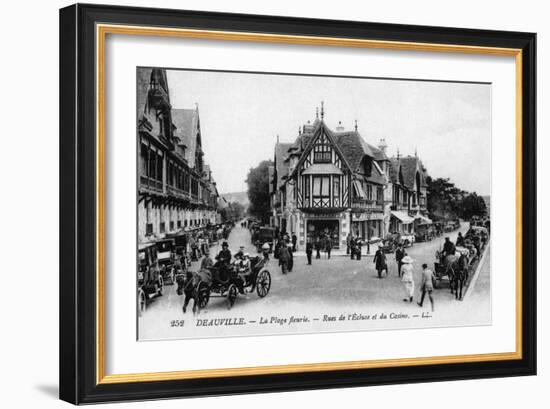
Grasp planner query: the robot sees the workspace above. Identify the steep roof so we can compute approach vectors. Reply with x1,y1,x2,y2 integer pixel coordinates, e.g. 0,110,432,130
172,108,199,168
389,156,428,189
274,142,293,190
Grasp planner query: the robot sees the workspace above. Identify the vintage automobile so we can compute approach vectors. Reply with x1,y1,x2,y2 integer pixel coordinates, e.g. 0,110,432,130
415,224,434,242
254,226,277,253
155,238,177,285
380,232,414,253
137,243,164,315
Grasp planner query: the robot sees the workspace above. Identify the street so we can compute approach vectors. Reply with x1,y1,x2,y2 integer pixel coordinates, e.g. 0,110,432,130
139,221,490,339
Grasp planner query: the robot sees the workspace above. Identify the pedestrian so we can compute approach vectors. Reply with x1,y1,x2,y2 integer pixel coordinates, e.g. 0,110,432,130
395,244,405,277
350,236,356,260
292,233,297,252
306,238,313,265
325,234,332,259
356,238,362,261
418,263,435,311
401,255,415,303
288,244,294,272
315,236,322,259
278,242,291,275
373,245,387,278
346,233,351,255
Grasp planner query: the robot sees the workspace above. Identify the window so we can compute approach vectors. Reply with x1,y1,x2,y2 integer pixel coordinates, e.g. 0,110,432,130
304,176,310,203
146,223,153,235
333,177,340,199
177,220,181,229
377,186,383,203
313,135,332,163
366,184,373,200
140,144,148,176
313,176,330,198
160,222,165,233
170,221,174,231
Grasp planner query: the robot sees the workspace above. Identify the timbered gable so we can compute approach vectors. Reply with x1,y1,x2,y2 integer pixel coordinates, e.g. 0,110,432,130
294,123,351,209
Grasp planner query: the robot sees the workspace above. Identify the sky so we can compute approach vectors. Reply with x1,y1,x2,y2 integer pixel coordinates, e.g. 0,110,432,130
166,69,491,196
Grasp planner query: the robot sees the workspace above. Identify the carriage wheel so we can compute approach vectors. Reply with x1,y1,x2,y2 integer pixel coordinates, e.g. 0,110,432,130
256,270,271,298
198,282,210,309
138,289,146,316
226,284,238,310
157,276,164,296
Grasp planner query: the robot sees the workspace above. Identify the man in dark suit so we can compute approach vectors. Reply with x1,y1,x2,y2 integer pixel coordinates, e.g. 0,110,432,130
306,238,313,265
325,235,332,259
395,244,405,278
373,245,387,279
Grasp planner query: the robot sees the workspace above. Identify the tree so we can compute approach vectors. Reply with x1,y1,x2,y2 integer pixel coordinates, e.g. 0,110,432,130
219,201,246,223
245,160,273,223
426,176,487,220
461,193,487,219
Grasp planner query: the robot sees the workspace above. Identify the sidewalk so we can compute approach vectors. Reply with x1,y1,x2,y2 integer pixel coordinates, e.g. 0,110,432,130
292,249,375,257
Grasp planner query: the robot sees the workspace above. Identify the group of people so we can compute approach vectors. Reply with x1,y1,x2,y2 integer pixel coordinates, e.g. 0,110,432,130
370,242,435,311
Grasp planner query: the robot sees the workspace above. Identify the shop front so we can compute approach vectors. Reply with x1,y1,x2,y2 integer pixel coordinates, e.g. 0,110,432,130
351,211,385,241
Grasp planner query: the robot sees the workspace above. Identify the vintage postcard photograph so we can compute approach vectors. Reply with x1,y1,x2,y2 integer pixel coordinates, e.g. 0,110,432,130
136,67,491,341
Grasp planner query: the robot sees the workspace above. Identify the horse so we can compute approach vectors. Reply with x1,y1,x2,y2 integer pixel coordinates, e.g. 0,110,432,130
176,270,206,314
435,250,469,300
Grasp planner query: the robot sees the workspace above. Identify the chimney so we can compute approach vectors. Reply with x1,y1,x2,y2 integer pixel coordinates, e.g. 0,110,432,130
336,121,344,132
378,138,388,154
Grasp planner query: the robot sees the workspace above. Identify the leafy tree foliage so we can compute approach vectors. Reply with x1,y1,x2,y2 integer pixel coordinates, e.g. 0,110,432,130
245,160,273,223
426,176,487,220
219,201,245,223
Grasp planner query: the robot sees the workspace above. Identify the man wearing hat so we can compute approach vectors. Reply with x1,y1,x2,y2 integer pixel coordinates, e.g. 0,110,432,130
234,245,246,261
373,245,387,279
395,244,405,278
401,255,415,302
418,263,435,311
215,241,232,266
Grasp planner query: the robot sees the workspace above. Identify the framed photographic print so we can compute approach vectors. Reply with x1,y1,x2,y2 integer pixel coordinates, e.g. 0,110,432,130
59,3,536,404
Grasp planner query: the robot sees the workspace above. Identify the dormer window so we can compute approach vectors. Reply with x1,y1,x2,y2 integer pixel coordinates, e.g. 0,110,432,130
313,134,331,163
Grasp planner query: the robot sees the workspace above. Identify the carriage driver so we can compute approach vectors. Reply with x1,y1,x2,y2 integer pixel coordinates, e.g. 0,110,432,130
215,241,232,265
442,237,456,257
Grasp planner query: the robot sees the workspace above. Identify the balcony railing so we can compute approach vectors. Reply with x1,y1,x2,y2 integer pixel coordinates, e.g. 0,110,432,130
352,199,384,211
166,185,191,200
140,175,163,192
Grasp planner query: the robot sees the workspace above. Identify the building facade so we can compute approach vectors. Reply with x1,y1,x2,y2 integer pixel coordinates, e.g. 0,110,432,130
137,68,219,244
270,106,430,248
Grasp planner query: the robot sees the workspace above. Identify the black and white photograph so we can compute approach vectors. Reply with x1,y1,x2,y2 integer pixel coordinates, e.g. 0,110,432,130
136,67,492,340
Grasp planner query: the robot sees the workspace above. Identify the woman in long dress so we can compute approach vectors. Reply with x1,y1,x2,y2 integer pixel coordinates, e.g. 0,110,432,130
401,255,415,303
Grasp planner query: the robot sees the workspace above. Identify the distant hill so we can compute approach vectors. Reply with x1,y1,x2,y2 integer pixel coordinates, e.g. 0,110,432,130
482,195,491,212
220,191,249,208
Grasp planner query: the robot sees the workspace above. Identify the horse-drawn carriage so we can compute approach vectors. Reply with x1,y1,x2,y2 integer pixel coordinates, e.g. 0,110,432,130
177,255,272,313
433,246,472,300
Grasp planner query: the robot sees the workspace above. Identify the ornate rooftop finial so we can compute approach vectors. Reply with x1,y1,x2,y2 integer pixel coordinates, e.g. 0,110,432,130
277,134,280,144
316,107,319,119
320,101,325,120
354,119,358,132
415,147,418,157
298,127,302,136
397,148,400,159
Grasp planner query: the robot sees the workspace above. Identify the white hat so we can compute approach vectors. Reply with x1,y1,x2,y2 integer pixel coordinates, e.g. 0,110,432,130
244,253,250,258
401,255,414,264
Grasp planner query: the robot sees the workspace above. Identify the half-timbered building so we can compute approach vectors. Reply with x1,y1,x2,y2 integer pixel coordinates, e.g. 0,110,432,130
271,106,390,249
